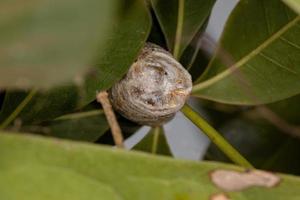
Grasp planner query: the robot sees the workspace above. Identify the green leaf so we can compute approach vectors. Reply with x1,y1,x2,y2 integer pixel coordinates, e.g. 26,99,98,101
151,0,216,58
82,0,151,104
133,127,172,156
0,0,151,115
180,18,211,79
147,7,168,48
47,110,108,142
192,0,300,105
0,86,79,126
0,0,151,127
1,133,300,200
22,110,109,142
283,0,300,14
0,0,116,88
181,46,211,81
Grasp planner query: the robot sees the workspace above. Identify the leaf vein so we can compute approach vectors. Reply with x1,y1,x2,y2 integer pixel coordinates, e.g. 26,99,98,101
259,52,297,74
280,36,300,49
192,16,300,92
261,0,271,34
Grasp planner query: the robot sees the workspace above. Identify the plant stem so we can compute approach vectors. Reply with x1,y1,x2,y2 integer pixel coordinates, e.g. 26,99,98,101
96,91,124,148
173,0,184,59
0,89,38,130
151,126,160,154
181,104,254,168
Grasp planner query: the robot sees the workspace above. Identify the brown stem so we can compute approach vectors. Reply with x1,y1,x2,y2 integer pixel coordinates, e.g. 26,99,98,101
96,91,124,148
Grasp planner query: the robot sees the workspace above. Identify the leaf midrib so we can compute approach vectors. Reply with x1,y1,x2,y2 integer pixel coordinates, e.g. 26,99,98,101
173,0,185,59
55,110,104,121
192,15,300,93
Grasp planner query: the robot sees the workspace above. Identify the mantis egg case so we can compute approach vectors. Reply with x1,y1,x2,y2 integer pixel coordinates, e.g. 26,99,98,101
109,43,192,126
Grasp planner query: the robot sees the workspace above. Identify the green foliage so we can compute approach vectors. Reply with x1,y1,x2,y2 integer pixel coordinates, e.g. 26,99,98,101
1,133,300,200
151,0,215,57
82,0,151,104
0,86,78,125
0,0,151,128
1,0,300,198
207,94,300,174
24,110,109,142
193,0,300,105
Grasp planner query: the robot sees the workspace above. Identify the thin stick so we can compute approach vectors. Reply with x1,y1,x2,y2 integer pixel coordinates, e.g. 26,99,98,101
181,104,254,168
0,89,37,129
96,91,124,148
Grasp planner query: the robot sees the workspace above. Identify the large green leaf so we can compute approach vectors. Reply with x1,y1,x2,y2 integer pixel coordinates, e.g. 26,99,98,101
151,0,215,58
133,127,172,156
0,0,116,88
193,0,300,105
82,0,151,104
1,133,300,200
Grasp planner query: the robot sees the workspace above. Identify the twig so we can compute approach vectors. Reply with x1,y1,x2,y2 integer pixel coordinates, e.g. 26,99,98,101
96,91,124,148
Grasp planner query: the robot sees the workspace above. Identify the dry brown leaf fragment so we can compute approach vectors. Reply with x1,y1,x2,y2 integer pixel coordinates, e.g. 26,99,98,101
210,193,230,200
210,169,281,192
